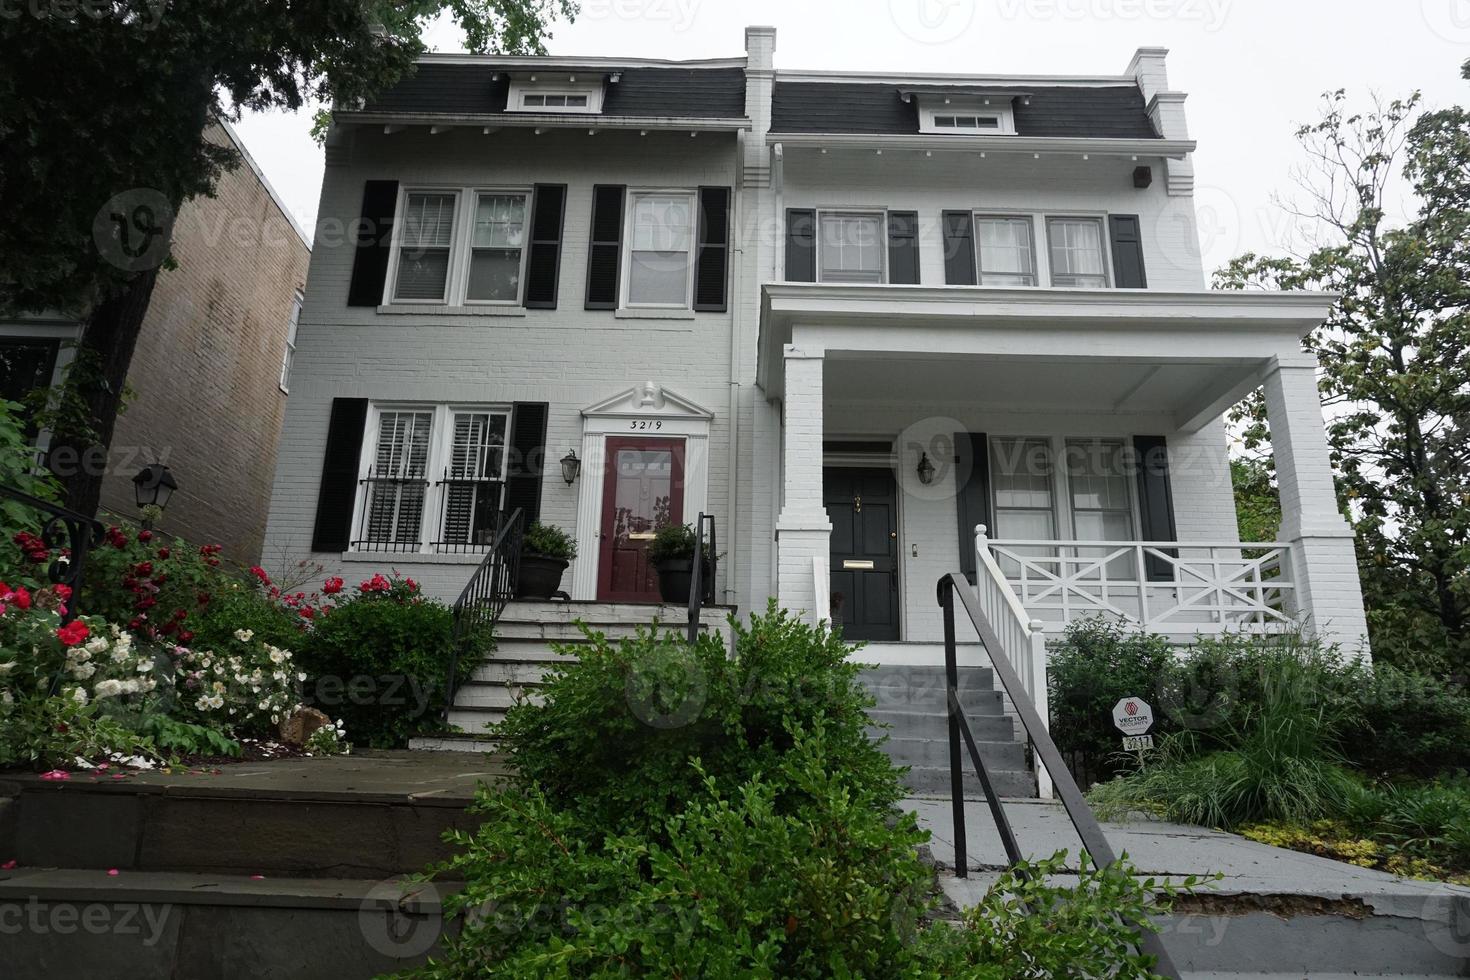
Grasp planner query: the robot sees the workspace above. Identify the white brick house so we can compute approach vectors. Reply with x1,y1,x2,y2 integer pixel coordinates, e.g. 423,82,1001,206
262,26,1370,663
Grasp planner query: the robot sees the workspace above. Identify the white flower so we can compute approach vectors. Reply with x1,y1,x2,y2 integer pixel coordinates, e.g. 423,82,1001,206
297,672,307,682
136,660,153,674
234,629,254,642
70,687,88,706
84,636,109,655
0,662,14,676
268,647,287,665
70,663,97,681
94,679,125,699
1,690,12,706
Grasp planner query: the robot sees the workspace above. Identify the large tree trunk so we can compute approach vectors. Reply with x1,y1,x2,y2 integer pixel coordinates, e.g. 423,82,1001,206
51,266,161,518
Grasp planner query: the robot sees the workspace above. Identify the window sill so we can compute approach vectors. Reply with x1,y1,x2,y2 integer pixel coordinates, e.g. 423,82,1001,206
614,308,697,321
340,551,489,566
376,305,528,317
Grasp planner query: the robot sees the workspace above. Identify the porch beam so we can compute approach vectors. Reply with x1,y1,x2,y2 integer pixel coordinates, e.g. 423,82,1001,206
1172,360,1274,433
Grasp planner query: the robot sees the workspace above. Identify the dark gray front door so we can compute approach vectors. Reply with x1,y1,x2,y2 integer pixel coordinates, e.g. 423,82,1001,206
824,467,900,641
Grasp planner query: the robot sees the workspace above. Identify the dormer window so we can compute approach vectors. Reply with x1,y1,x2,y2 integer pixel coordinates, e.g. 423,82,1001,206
506,76,604,114
916,97,1016,136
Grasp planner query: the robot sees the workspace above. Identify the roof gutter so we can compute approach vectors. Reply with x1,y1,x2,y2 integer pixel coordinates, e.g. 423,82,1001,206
337,111,752,133
766,133,1195,159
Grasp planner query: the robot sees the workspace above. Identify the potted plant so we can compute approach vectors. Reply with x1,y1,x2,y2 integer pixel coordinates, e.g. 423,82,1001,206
517,522,577,599
647,523,711,605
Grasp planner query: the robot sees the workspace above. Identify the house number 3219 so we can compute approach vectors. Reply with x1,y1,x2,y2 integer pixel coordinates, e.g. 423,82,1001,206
629,420,663,430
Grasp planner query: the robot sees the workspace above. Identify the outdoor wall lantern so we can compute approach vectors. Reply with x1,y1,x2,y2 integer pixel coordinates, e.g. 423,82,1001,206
916,452,936,486
133,463,178,529
560,450,581,485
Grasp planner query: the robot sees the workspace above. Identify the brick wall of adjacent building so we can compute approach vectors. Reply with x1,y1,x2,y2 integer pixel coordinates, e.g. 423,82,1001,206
99,122,311,561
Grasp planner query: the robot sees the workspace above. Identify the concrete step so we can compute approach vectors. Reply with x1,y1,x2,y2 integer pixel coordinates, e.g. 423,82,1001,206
868,710,1016,742
0,755,501,880
465,660,557,686
447,706,507,734
450,684,544,711
867,685,1007,717
409,733,500,753
0,867,454,979
882,735,1026,772
902,764,1036,799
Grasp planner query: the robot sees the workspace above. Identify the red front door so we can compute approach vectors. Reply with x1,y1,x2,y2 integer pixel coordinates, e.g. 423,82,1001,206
596,437,686,602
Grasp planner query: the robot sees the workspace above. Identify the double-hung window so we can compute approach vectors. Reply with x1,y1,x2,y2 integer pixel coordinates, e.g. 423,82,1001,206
626,192,695,307
393,192,458,302
975,216,1037,286
1066,439,1136,576
355,405,511,553
466,193,528,303
279,291,302,392
1046,217,1109,288
818,212,885,284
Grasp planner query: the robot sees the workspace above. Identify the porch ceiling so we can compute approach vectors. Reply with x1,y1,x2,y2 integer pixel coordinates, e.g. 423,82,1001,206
757,284,1337,432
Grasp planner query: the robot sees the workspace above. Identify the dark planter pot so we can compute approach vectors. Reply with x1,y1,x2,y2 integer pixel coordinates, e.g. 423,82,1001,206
654,558,713,605
517,554,569,599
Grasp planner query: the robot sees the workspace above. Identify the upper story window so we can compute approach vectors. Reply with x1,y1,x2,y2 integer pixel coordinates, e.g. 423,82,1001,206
394,192,458,302
506,77,604,114
625,191,696,308
389,188,530,306
918,98,1016,136
975,216,1037,287
818,212,885,284
279,290,302,392
1047,217,1110,288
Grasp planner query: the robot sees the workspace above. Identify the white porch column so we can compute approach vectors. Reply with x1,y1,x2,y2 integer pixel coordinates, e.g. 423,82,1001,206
1262,356,1370,657
775,344,831,625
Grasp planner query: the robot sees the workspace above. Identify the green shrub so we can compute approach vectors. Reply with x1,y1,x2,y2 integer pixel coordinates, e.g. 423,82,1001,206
186,580,303,651
646,523,696,564
521,522,576,560
1048,620,1175,779
296,577,458,748
496,603,897,839
1330,664,1470,777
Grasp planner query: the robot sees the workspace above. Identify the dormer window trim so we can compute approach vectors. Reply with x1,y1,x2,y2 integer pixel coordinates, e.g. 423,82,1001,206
916,97,1016,136
506,76,605,114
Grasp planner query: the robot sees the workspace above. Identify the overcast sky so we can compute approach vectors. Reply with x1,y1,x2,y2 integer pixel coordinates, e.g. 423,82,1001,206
232,0,1468,273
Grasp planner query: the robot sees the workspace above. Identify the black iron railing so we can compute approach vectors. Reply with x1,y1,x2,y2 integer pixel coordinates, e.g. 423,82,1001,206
432,471,506,554
352,465,429,553
937,572,1181,980
685,512,716,644
441,508,524,724
0,485,103,626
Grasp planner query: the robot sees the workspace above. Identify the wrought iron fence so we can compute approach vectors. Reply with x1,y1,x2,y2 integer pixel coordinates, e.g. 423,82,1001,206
0,484,104,625
441,508,524,723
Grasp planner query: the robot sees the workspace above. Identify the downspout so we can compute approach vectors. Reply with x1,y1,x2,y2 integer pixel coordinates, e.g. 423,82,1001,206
769,141,785,597
725,131,744,608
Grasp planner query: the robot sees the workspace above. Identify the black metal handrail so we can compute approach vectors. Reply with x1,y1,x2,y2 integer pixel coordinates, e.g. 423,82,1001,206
937,572,1181,980
685,513,716,644
0,484,104,625
441,508,524,724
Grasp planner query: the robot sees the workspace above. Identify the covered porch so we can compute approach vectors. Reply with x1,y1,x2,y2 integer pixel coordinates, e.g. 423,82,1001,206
758,283,1369,657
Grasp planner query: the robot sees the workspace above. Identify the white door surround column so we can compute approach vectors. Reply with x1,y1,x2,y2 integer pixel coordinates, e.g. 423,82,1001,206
1262,356,1370,657
775,344,831,625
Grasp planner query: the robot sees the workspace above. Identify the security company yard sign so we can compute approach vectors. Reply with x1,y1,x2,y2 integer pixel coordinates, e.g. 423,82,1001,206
1113,697,1155,752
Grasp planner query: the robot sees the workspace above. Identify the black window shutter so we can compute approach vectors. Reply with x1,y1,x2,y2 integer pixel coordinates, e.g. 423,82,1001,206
887,210,920,285
1109,214,1148,289
942,211,977,285
694,186,731,312
585,185,625,310
347,180,399,307
506,402,550,526
1133,435,1177,581
312,398,369,552
785,208,816,282
524,184,566,309
954,433,992,584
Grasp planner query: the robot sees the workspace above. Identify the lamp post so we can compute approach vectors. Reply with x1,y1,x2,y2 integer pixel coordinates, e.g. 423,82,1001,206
132,463,178,531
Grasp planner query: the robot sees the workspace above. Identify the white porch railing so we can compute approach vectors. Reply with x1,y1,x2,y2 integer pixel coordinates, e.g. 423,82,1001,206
982,530,1296,636
973,526,1053,799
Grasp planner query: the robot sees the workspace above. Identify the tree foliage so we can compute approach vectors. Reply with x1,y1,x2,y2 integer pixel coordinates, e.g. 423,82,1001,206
0,0,574,513
1215,86,1470,672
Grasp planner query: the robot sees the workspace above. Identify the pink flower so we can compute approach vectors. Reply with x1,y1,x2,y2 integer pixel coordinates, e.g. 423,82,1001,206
2,860,17,870
56,621,89,647
106,868,119,877
39,770,70,781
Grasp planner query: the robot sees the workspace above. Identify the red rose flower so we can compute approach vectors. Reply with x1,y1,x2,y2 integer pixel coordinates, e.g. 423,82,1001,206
178,630,194,644
56,621,90,647
52,584,71,601
250,565,271,585
137,529,153,542
10,587,31,611
157,548,171,560
322,577,344,595
133,562,153,577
